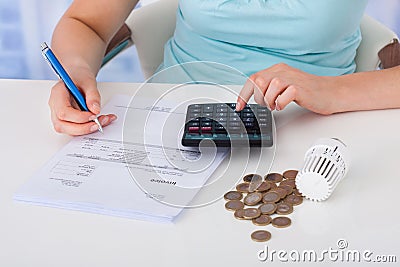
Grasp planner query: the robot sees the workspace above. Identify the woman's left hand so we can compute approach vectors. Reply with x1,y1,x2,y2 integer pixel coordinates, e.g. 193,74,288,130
236,63,339,115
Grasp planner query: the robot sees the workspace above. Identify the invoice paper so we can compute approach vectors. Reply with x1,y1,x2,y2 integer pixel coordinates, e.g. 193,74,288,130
14,95,228,222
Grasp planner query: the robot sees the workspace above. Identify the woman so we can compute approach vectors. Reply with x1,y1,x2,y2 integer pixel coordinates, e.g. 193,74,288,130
48,0,400,135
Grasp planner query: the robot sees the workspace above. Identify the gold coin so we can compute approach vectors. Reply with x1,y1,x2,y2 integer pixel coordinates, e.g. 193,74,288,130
236,183,250,193
276,202,294,215
283,170,298,180
265,173,283,183
284,194,303,206
262,191,280,203
223,191,243,201
271,187,287,199
242,208,261,219
225,200,244,211
243,173,262,183
272,216,292,228
255,181,271,192
259,203,277,215
251,230,272,242
252,214,272,226
244,192,263,206
234,209,245,220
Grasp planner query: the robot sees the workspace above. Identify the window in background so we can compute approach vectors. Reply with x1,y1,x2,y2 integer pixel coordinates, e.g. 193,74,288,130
0,0,399,81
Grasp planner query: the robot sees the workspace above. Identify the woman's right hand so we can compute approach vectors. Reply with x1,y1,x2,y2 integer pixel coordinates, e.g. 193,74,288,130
48,64,116,136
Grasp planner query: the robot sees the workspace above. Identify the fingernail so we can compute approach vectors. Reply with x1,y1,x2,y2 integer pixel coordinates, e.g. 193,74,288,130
92,102,101,113
235,102,241,111
89,115,97,121
265,102,272,111
101,116,109,125
110,115,117,122
275,100,280,111
90,124,98,132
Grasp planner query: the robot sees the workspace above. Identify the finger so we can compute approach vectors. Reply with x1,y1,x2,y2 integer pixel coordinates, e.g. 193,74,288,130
55,114,116,136
51,83,95,123
253,76,270,107
79,77,101,114
275,85,297,111
264,77,289,110
236,78,255,111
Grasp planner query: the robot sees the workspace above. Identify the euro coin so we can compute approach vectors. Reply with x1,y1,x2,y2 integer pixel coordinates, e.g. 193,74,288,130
262,191,280,203
243,173,262,183
279,185,293,195
224,191,243,201
283,170,298,180
242,208,261,219
234,209,245,220
251,230,271,242
225,200,244,211
236,183,250,193
255,181,271,192
272,216,292,228
252,214,272,226
271,187,287,199
244,192,263,206
276,202,293,215
284,194,303,206
259,203,277,215
265,173,283,183
279,179,296,188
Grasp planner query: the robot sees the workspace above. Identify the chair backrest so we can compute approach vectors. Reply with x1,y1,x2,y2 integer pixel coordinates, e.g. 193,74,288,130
356,15,398,72
122,1,398,78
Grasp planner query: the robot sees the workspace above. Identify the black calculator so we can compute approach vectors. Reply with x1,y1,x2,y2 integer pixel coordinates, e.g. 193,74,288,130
181,103,273,147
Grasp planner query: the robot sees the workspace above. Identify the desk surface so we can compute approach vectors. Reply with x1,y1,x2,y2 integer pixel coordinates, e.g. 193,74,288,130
1,79,399,266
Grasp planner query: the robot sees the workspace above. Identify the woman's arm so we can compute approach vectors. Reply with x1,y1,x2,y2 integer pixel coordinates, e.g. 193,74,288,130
236,63,400,115
49,0,138,135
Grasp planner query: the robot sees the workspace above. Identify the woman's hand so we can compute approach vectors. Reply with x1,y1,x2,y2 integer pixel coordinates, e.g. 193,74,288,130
48,64,116,135
236,63,340,115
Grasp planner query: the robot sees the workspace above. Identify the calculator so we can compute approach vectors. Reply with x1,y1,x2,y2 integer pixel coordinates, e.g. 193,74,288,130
181,103,273,147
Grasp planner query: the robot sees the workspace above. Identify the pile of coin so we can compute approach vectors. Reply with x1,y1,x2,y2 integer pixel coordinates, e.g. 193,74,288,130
224,170,304,242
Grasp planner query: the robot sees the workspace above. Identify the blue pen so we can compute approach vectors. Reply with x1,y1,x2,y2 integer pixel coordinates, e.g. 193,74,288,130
40,42,103,133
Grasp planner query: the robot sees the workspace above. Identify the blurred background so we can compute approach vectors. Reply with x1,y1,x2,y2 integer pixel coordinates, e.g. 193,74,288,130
0,0,399,82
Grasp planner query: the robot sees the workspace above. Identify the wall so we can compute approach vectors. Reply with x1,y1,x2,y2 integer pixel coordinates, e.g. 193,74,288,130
0,0,399,81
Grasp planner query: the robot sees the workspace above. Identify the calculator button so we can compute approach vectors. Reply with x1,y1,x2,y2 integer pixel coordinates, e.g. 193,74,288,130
229,117,241,122
188,127,200,132
228,126,241,132
215,126,227,134
203,105,214,112
217,107,228,112
229,122,242,127
201,127,212,132
188,122,199,127
243,118,254,123
243,113,254,118
203,113,213,118
189,108,201,113
189,113,201,118
201,122,212,127
258,113,268,117
216,117,227,122
216,113,227,118
228,103,236,109
244,122,254,128
201,118,213,123
243,108,253,113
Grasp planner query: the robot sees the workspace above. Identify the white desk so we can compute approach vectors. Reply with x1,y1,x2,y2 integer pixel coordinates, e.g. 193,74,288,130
1,79,399,266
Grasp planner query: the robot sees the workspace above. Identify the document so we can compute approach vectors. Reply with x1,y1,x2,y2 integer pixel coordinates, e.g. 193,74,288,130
14,95,228,222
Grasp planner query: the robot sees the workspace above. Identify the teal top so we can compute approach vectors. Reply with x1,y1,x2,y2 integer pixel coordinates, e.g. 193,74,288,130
158,0,368,83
